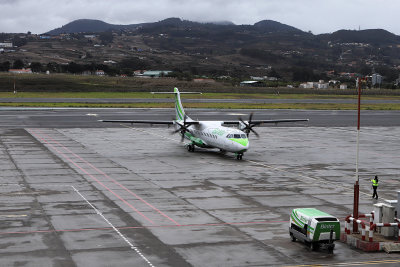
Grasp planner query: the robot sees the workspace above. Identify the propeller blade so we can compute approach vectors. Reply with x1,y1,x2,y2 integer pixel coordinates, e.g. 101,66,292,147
248,112,253,123
250,127,259,138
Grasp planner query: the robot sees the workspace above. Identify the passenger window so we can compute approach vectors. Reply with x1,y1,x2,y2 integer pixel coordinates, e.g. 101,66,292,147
241,134,247,138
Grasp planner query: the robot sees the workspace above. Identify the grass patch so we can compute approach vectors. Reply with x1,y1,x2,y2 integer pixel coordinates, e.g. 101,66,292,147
2,91,400,101
1,102,399,110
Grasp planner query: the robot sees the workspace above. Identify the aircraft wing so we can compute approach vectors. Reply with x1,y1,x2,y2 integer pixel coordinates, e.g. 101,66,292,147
99,120,200,126
223,119,309,125
100,120,174,125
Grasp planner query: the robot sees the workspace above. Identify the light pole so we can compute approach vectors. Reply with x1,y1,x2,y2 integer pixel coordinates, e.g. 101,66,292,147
353,77,362,233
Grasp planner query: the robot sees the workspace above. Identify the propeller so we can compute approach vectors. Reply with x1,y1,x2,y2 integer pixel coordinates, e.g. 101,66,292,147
171,115,190,142
239,112,260,138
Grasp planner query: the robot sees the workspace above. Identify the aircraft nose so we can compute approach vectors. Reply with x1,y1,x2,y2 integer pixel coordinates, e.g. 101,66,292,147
237,139,249,150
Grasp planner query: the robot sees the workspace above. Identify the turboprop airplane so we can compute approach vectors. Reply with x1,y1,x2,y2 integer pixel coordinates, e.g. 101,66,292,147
101,87,308,160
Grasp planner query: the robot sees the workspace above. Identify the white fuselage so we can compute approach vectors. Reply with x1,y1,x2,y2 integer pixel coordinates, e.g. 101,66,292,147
183,121,249,153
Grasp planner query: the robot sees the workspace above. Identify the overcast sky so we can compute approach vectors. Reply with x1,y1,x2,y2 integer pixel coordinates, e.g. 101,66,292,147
1,0,399,35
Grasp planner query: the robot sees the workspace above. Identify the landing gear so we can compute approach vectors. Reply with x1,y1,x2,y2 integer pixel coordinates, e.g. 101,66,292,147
187,144,195,152
236,153,243,160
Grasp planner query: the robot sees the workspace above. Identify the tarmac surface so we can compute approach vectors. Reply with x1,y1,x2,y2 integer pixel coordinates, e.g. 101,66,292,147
0,108,400,266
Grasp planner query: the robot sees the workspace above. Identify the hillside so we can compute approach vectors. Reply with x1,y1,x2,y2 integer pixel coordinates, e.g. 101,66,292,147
1,18,400,85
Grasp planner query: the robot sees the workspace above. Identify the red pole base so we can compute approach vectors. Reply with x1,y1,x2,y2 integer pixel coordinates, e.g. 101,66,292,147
353,182,360,233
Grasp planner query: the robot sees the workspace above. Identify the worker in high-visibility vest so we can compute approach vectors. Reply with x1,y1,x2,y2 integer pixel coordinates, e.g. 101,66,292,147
371,175,379,199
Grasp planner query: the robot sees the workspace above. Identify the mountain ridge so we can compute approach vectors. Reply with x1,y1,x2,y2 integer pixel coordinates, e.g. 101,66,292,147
45,18,305,35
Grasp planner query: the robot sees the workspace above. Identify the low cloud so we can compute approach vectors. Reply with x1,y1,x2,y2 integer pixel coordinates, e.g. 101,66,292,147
0,0,399,34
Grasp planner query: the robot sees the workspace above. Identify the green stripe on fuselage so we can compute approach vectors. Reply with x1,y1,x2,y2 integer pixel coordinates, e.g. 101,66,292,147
184,132,206,147
229,138,249,147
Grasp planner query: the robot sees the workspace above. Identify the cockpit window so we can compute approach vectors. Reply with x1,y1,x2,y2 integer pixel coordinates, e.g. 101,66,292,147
227,133,248,139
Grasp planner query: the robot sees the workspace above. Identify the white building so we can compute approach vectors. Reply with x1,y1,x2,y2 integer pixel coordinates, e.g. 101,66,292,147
317,83,329,89
0,42,13,48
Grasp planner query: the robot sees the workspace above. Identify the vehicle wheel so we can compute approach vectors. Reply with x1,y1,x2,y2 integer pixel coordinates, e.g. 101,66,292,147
187,145,191,152
290,233,296,242
310,243,319,251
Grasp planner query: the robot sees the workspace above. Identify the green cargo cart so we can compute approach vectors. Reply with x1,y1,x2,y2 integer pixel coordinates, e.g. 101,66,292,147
289,208,340,252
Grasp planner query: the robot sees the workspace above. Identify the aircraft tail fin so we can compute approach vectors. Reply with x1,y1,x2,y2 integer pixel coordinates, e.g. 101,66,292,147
174,87,186,121
152,87,201,121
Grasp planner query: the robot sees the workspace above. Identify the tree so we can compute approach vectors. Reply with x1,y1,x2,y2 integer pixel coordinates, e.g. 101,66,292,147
119,58,148,70
46,62,59,73
99,32,114,44
0,61,11,71
67,62,83,74
30,62,42,73
13,59,24,69
12,36,27,47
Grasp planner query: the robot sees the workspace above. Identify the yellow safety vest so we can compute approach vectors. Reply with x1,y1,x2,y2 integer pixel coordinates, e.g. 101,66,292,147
371,179,378,187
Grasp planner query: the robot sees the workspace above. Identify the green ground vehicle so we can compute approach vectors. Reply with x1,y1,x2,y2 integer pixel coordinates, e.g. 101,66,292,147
289,208,340,251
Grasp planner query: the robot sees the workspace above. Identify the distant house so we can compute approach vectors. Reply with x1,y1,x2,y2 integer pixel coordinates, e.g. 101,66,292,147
299,82,314,89
340,84,348,89
240,81,264,87
0,42,13,48
193,78,215,83
317,83,328,89
9,68,32,74
82,70,92,76
95,70,105,76
141,70,172,77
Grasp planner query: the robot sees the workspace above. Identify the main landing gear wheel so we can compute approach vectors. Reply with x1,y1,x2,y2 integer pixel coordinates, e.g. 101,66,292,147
290,233,296,242
187,144,195,152
236,154,243,160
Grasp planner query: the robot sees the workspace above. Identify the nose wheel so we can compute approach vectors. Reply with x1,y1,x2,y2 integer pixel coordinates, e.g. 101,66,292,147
236,153,243,160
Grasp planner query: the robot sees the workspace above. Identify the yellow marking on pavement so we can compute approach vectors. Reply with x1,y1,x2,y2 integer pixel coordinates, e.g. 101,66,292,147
0,215,28,218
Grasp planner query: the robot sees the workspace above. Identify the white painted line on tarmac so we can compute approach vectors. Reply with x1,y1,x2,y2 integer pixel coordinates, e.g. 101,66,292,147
71,186,155,267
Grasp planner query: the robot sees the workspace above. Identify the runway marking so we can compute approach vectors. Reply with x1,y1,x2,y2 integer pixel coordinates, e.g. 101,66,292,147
72,186,155,267
28,129,155,225
0,214,27,218
285,259,400,266
34,129,180,226
0,219,289,235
